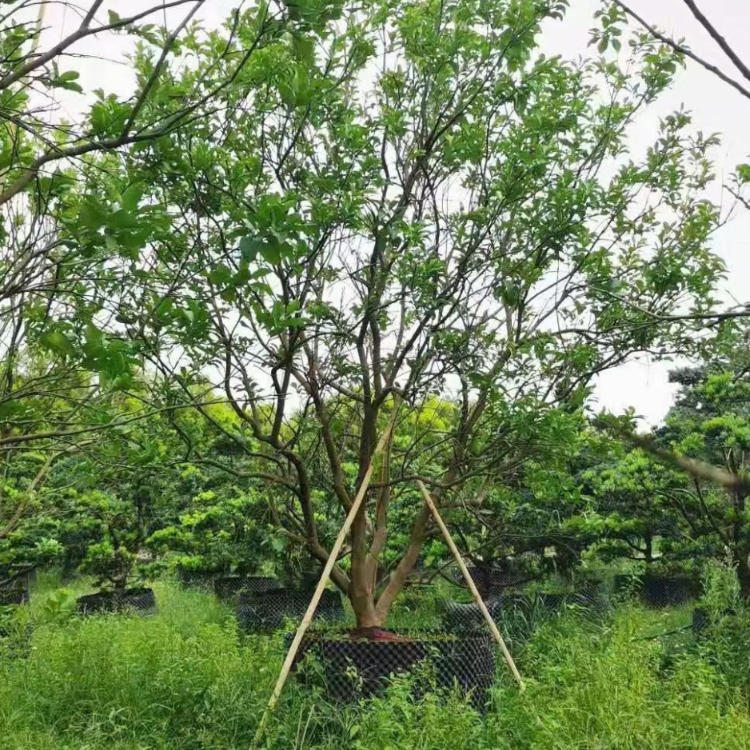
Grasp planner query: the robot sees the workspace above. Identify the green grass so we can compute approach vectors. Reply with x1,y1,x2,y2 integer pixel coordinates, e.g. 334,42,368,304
1,577,749,749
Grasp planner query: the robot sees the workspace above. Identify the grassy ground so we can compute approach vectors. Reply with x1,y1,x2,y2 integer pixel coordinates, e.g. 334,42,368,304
1,575,749,749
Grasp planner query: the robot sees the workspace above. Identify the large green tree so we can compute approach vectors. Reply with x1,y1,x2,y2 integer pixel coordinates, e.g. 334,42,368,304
98,0,734,627
7,0,740,627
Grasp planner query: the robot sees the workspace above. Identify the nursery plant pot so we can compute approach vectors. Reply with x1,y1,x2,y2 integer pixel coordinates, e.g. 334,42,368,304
177,569,217,590
570,581,610,610
535,583,609,615
76,587,157,616
291,629,497,710
462,564,527,597
441,594,535,641
641,574,696,608
236,588,344,632
441,598,504,632
214,575,280,602
0,579,29,606
536,592,567,612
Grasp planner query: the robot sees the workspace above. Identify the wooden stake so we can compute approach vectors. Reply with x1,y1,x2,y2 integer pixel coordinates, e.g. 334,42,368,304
252,404,401,747
416,480,525,691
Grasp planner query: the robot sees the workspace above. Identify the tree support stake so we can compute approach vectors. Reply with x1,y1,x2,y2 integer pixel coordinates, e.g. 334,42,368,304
416,479,525,691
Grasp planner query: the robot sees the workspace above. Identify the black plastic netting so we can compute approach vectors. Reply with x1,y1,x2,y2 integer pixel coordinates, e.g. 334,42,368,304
289,630,497,710
691,604,738,637
451,566,529,597
214,576,280,602
538,583,610,613
441,598,508,632
441,585,609,633
0,582,29,606
236,588,344,632
615,574,698,608
641,575,698,608
0,571,33,606
76,587,157,616
692,606,710,635
177,569,217,590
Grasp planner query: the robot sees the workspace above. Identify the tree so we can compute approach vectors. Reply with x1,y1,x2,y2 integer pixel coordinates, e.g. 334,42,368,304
102,0,734,628
660,356,750,596
581,444,711,574
600,323,750,597
603,1,750,104
0,1,306,581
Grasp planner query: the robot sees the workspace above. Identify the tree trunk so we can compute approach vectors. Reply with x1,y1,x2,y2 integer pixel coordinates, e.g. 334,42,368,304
733,487,750,599
349,529,382,627
736,549,750,600
644,531,653,565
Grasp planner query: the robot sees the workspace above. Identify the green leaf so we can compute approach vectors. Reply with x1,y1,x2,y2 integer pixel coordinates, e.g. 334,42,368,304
50,70,83,93
104,235,119,255
121,183,143,212
259,243,282,264
40,330,76,358
292,35,315,65
208,263,233,286
240,235,262,262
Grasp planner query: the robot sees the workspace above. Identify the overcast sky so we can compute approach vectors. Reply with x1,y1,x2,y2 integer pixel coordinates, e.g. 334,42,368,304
39,0,750,427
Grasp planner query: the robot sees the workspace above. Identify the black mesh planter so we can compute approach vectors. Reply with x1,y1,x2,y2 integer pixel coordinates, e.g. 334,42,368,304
534,583,609,616
0,581,29,606
177,569,217,590
571,582,610,610
76,587,157,616
641,575,697,608
441,599,504,632
291,630,497,710
456,565,528,597
214,575,279,603
441,594,535,642
535,592,566,612
236,588,343,632
692,606,710,635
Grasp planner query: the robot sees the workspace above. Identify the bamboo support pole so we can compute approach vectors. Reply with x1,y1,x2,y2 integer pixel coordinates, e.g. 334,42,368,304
416,480,525,690
252,404,401,747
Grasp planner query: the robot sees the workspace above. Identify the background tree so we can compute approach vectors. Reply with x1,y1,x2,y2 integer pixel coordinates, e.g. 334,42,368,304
659,347,750,596
0,0,304,584
597,323,750,596
581,446,703,573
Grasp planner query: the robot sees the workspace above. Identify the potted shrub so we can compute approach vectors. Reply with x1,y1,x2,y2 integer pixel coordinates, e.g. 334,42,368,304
0,536,63,606
147,487,281,601
70,490,158,616
1,452,69,602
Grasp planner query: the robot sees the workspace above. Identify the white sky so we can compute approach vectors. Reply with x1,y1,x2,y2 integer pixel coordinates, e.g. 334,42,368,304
38,0,750,427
